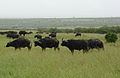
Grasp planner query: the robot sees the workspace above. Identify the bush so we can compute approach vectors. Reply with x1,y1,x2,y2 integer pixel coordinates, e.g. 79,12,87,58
105,33,118,43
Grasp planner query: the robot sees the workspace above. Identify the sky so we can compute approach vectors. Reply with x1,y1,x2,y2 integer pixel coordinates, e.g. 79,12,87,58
0,0,120,18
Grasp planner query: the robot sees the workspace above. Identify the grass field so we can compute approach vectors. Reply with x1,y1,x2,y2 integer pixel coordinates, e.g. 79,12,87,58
0,33,120,78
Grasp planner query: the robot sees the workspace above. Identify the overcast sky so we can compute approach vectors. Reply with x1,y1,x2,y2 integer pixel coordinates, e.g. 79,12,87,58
0,0,119,18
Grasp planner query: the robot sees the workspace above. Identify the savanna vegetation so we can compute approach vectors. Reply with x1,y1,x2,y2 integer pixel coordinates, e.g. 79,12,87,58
0,32,120,78
0,17,120,29
105,33,118,43
0,17,120,78
37,26,120,34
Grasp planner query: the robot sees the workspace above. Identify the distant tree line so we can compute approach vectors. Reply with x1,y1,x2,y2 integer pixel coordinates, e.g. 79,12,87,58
37,26,120,34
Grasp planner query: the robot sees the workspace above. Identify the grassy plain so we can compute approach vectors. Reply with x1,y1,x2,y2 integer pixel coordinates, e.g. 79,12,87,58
0,33,120,78
0,18,120,29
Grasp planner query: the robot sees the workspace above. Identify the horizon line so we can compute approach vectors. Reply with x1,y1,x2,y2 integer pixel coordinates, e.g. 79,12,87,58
0,16,120,19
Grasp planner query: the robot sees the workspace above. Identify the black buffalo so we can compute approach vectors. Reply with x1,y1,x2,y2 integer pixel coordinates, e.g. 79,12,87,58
6,31,17,34
36,31,44,34
34,37,59,51
34,35,42,39
0,32,6,35
75,33,81,37
61,39,89,55
27,31,33,34
6,33,20,39
6,38,32,50
49,33,56,38
0,31,17,35
19,31,27,36
87,39,104,50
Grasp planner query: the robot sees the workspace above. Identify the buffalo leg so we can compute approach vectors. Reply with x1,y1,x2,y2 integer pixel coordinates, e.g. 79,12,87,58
19,48,21,50
42,48,45,51
70,50,74,55
15,47,17,50
23,34,25,36
27,46,31,51
57,47,60,51
54,48,57,51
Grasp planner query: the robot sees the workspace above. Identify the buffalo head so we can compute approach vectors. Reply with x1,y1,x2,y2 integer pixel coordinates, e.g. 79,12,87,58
34,41,42,47
6,42,12,47
61,40,69,46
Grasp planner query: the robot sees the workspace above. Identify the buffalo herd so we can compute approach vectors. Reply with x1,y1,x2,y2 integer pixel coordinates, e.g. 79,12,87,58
0,31,104,55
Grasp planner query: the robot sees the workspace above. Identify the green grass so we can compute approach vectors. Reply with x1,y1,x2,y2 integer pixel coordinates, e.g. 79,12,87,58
0,33,120,78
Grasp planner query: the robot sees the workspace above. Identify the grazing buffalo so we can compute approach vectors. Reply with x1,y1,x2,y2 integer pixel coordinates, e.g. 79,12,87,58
49,33,56,38
61,39,89,55
27,31,33,34
51,32,57,34
6,38,32,50
34,35,42,39
75,33,81,37
7,33,20,39
6,31,17,34
87,39,104,50
0,32,6,35
36,31,43,34
0,31,17,35
19,31,27,36
34,37,59,51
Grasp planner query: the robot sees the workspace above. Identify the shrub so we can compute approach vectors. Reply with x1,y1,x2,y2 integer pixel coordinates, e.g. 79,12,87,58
105,33,118,43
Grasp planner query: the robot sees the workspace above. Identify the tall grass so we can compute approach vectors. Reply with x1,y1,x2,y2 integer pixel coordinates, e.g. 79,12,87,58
0,33,119,78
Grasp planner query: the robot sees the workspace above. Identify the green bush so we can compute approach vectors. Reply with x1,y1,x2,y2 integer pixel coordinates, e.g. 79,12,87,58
105,33,118,43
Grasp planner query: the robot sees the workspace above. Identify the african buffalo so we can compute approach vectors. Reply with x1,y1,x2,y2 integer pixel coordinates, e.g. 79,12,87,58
5,31,17,34
27,31,33,34
0,31,17,35
19,31,27,36
75,33,81,37
49,33,56,38
6,33,20,39
36,31,43,34
61,39,89,55
0,32,6,35
34,35,42,39
87,39,104,50
34,37,59,51
6,38,32,50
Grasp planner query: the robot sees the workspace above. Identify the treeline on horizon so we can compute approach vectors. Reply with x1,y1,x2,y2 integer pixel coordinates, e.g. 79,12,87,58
37,26,120,34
